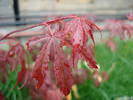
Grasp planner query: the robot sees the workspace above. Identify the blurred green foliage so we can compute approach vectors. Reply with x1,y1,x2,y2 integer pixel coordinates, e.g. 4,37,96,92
72,39,133,100
0,70,31,100
0,39,133,100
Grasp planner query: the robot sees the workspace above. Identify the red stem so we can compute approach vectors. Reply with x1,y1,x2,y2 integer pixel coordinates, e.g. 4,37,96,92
0,15,77,41
0,23,44,41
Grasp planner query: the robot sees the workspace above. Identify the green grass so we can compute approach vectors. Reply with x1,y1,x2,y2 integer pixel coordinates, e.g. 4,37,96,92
0,70,31,100
1,39,133,100
72,39,133,100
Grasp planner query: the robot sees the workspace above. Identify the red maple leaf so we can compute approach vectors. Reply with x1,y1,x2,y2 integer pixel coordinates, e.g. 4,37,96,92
0,15,100,96
27,24,73,95
7,42,27,86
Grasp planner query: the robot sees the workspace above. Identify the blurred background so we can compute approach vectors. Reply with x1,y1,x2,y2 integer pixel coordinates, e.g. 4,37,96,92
0,0,132,36
0,0,133,100
0,0,133,26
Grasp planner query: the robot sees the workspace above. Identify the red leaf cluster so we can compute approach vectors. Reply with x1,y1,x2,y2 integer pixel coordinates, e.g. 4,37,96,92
0,92,4,100
0,15,100,96
27,69,64,100
0,39,28,87
127,12,133,20
106,39,117,52
104,19,133,51
0,40,20,81
93,71,109,87
104,19,133,40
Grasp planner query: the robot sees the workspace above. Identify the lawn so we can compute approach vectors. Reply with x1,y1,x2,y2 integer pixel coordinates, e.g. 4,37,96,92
72,39,133,100
1,39,133,100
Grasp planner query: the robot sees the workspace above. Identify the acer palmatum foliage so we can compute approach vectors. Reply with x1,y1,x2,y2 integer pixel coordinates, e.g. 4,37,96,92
0,15,100,96
0,40,25,82
104,19,133,40
25,69,64,100
106,39,117,52
93,71,108,87
1,39,28,85
127,12,133,20
0,92,4,100
24,65,89,100
104,19,133,51
73,68,89,84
